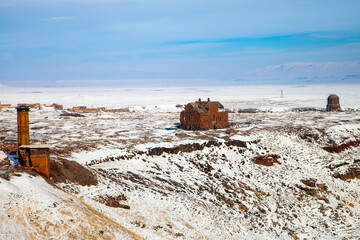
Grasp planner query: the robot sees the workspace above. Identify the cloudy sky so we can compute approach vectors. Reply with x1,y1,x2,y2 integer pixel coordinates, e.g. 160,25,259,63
0,0,360,87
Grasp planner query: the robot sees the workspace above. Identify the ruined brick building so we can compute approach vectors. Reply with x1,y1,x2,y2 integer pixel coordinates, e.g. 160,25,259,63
17,103,41,109
326,94,341,111
44,103,63,110
71,106,129,113
17,105,51,180
0,103,12,109
180,98,228,130
71,106,105,113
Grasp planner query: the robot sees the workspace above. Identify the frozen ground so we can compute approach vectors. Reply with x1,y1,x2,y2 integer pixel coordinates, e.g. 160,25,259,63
1,84,360,111
0,84,360,239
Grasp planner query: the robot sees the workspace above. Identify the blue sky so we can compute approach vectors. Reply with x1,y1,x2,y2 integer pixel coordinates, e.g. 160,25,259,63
0,0,360,87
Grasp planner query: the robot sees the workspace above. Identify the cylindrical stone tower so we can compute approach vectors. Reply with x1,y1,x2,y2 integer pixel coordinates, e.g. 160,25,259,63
17,105,30,146
326,94,341,111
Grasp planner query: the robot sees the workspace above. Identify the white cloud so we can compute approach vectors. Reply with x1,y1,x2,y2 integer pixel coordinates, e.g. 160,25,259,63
44,16,75,21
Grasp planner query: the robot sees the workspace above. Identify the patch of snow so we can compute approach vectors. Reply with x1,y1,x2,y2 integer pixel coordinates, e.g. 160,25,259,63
230,135,256,141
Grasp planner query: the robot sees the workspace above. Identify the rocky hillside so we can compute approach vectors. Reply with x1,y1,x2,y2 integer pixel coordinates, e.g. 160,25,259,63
1,107,360,239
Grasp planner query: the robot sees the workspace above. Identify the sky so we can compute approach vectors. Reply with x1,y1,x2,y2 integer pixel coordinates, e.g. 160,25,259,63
0,0,360,87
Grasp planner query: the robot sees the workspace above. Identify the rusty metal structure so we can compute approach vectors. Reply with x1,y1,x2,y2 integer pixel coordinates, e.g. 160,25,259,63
16,105,51,180
326,94,341,111
180,98,228,130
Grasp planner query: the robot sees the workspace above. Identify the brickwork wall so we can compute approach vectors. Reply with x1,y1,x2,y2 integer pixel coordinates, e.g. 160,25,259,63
0,104,12,108
45,103,63,110
326,95,341,111
72,106,105,113
19,148,50,180
103,108,130,113
181,104,202,129
17,103,41,109
17,110,29,146
180,102,228,130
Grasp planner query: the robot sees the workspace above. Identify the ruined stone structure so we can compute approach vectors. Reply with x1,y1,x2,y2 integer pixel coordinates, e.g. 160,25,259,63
0,104,12,109
103,108,130,113
17,105,30,147
16,105,51,180
19,145,51,180
17,103,41,109
71,106,129,113
326,94,341,111
72,106,105,113
45,103,63,110
180,98,228,130
0,100,12,108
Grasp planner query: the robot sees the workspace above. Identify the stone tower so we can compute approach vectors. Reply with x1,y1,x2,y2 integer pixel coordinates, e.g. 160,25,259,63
326,94,341,111
16,105,51,180
17,105,30,146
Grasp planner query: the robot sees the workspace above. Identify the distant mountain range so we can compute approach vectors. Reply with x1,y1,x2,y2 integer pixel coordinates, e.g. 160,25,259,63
1,61,359,87
241,61,360,84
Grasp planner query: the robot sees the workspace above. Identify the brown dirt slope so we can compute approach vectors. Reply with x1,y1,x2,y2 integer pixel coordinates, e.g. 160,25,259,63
50,159,98,186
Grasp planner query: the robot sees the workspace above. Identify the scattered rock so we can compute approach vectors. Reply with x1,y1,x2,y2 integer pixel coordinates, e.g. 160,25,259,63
131,220,146,228
252,154,280,166
323,140,360,153
300,178,316,187
174,232,184,237
225,140,247,148
291,107,322,112
296,180,329,203
0,143,18,155
105,196,129,209
60,111,86,117
333,167,360,180
236,202,249,211
147,140,221,156
328,162,349,170
237,108,259,113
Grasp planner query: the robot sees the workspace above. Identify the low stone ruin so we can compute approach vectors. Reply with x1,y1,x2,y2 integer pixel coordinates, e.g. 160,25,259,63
326,94,341,111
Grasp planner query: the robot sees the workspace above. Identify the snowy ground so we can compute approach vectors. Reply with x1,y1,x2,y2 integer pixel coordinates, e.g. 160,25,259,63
0,84,360,239
1,84,360,111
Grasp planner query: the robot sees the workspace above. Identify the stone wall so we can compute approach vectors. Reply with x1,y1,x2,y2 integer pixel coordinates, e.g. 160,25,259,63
180,101,228,130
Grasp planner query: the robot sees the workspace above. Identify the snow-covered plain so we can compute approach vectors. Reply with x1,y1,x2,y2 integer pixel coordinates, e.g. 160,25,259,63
0,84,360,239
0,84,360,111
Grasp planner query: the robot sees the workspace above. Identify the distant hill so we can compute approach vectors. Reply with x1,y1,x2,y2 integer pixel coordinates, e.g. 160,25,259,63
241,61,360,84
